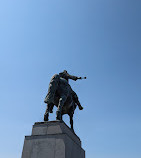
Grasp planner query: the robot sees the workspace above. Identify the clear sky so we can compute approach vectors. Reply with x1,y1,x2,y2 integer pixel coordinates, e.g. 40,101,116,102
0,0,141,158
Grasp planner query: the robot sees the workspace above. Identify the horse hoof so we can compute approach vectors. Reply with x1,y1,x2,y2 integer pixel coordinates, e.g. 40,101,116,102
79,106,83,110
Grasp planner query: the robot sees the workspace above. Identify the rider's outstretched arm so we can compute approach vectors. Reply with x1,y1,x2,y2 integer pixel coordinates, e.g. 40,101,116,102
60,70,86,81
68,75,86,81
67,74,78,81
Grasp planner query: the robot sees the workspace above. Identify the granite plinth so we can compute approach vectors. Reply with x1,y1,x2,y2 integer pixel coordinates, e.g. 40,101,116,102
22,120,85,158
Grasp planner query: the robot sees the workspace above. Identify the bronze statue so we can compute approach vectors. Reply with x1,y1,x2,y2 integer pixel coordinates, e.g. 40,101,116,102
44,70,86,131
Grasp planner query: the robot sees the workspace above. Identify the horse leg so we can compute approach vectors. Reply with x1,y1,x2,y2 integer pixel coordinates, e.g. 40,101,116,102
49,103,54,113
72,91,83,110
70,114,74,132
44,107,49,121
44,103,53,121
56,96,67,120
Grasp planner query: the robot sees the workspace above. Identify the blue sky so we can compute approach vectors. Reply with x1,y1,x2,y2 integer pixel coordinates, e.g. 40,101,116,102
0,0,141,158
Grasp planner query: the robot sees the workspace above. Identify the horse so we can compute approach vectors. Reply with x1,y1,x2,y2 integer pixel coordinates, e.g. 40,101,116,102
44,76,77,131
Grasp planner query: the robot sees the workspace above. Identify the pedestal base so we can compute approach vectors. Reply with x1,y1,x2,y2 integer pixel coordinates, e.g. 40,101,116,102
22,121,85,158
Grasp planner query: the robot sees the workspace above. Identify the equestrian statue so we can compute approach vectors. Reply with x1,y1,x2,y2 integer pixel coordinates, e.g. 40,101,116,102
44,70,86,131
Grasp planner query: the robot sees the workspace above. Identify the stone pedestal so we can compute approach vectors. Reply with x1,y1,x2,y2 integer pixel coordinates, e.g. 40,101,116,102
22,121,85,158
